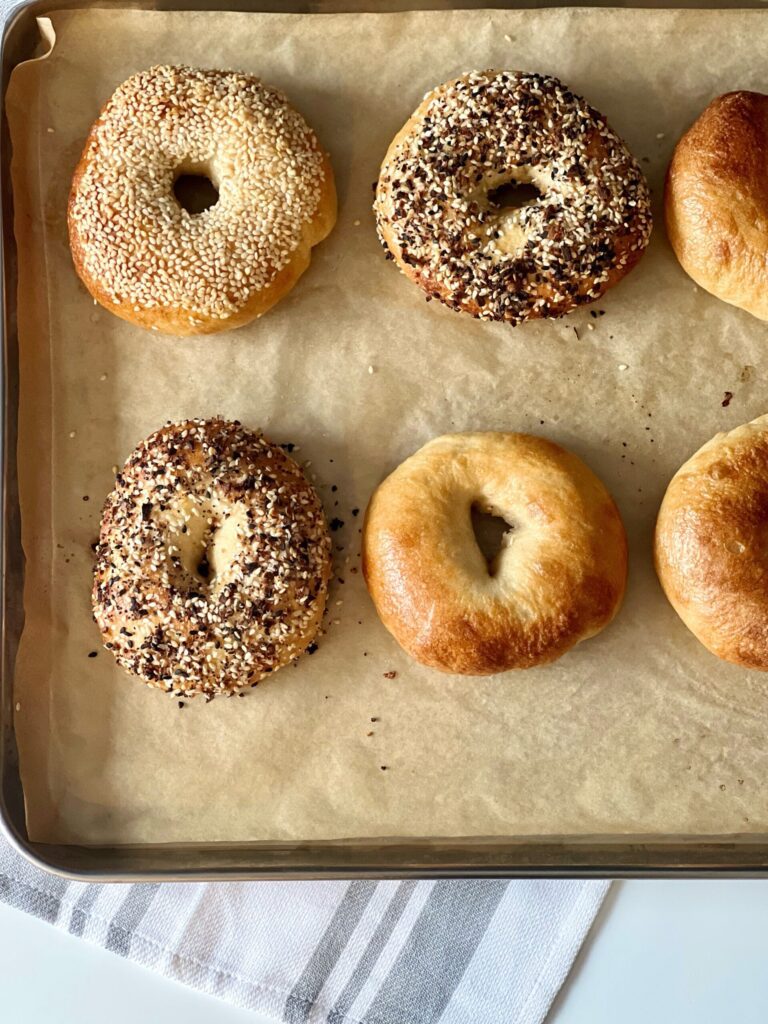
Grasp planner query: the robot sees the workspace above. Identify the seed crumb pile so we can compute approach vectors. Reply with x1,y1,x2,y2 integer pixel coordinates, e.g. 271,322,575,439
68,65,331,334
92,419,331,699
375,70,652,324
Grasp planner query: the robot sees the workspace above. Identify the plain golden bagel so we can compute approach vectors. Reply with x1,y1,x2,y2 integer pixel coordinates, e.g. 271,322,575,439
362,432,627,675
665,91,768,320
69,65,336,336
655,413,768,669
375,70,652,324
93,418,332,698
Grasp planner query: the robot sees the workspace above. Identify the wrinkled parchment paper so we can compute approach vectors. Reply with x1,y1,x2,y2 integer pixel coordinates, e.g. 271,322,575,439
9,7,768,845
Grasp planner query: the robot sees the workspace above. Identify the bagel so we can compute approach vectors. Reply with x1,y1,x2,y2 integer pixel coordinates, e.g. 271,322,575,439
665,91,768,320
655,413,768,669
68,64,336,336
92,418,331,698
362,432,627,674
375,70,652,324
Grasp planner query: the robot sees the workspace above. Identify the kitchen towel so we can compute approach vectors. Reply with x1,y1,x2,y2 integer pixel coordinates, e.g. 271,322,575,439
0,837,608,1024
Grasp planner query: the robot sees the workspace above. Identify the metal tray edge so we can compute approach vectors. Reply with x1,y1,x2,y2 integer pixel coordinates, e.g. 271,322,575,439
3,0,768,880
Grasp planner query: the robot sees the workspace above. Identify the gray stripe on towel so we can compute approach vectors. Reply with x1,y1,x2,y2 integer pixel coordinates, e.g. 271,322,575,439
0,869,67,924
286,879,378,1024
327,880,417,1024
363,880,507,1024
105,883,160,956
69,884,102,937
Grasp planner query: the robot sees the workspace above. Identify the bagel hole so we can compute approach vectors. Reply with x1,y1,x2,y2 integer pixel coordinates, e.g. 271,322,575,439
471,505,513,575
170,502,245,592
174,173,219,215
487,181,540,211
183,530,216,585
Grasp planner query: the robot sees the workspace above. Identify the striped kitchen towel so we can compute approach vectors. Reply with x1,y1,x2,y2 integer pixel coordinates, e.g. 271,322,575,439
0,837,608,1024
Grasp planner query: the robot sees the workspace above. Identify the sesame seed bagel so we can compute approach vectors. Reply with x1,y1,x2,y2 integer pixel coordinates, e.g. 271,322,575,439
655,413,768,670
362,432,627,675
665,91,768,321
93,419,332,698
375,71,652,324
69,65,336,336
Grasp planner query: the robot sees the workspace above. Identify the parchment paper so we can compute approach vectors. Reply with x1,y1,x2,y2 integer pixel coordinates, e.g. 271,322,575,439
9,7,768,846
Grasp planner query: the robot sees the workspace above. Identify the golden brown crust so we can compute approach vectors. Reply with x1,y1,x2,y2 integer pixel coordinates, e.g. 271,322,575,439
665,91,768,320
93,418,331,697
68,65,336,336
362,432,627,675
655,413,768,669
375,70,651,324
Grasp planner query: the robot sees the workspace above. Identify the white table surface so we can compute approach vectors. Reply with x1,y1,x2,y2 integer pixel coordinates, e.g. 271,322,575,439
1,880,768,1023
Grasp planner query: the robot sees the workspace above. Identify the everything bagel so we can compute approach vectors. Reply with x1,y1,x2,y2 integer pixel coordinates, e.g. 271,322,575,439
93,418,331,698
375,70,652,324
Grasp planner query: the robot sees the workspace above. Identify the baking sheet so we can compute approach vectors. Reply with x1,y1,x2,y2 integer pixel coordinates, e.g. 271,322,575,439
8,6,768,846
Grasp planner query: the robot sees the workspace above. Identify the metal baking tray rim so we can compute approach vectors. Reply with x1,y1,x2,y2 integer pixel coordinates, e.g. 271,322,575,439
4,0,768,880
